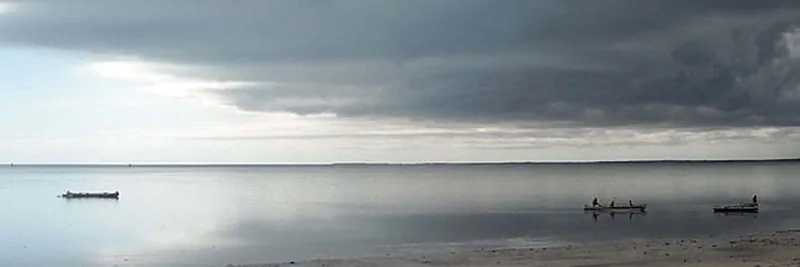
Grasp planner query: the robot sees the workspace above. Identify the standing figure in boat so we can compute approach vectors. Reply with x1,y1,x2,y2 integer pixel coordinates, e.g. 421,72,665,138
752,194,758,204
629,200,633,207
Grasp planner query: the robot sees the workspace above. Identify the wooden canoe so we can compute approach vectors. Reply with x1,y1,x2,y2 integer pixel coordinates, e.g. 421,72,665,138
60,191,119,199
713,204,757,213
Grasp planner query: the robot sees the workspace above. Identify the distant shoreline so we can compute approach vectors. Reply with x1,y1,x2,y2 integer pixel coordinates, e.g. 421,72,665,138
3,157,800,167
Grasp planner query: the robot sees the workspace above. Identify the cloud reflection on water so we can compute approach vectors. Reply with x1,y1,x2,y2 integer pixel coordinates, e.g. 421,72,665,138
3,164,799,266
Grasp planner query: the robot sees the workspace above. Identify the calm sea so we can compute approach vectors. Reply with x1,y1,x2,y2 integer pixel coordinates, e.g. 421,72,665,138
1,163,800,266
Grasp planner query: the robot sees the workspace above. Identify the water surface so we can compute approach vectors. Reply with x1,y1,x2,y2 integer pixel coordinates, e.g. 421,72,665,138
1,163,799,266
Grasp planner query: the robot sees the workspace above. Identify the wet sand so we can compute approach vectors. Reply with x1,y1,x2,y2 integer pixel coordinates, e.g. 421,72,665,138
232,229,800,267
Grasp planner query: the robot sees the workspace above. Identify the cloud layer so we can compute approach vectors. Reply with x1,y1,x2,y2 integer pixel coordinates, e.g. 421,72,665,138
1,0,800,129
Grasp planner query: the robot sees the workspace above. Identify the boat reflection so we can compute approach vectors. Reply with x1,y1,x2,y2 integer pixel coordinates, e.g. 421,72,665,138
586,210,647,222
713,211,758,218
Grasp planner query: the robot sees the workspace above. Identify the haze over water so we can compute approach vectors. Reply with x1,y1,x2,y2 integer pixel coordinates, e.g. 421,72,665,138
1,162,800,267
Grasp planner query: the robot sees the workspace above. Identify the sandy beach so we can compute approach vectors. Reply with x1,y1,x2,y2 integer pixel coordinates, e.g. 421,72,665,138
233,229,800,267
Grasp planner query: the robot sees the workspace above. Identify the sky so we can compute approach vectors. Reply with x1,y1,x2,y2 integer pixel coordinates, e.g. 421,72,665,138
0,0,799,163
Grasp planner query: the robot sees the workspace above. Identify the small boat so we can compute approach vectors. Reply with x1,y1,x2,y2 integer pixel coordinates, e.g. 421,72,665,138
713,203,757,213
60,191,119,199
585,208,647,215
584,204,647,211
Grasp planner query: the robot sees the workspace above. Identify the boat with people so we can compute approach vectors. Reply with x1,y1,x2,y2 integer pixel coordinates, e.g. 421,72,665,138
584,197,647,211
584,204,647,211
60,191,119,199
713,194,758,213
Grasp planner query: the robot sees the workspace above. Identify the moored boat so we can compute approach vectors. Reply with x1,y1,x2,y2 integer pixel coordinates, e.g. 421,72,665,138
60,191,119,199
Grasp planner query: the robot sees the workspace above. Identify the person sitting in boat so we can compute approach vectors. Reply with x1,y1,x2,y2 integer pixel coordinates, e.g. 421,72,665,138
629,200,633,207
752,194,758,204
592,197,600,207
610,199,615,208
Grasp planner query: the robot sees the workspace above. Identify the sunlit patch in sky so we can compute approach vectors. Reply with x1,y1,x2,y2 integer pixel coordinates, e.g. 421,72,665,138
0,2,17,15
83,59,257,101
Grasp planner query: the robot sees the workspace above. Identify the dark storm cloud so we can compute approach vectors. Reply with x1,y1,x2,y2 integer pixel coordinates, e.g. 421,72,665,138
2,0,800,127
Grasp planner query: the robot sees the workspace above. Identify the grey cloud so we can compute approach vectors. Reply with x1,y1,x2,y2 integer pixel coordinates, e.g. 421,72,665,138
0,0,545,62
2,0,800,127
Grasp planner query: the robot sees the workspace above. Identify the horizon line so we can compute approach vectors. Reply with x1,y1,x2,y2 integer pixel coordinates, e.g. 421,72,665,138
3,157,800,167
